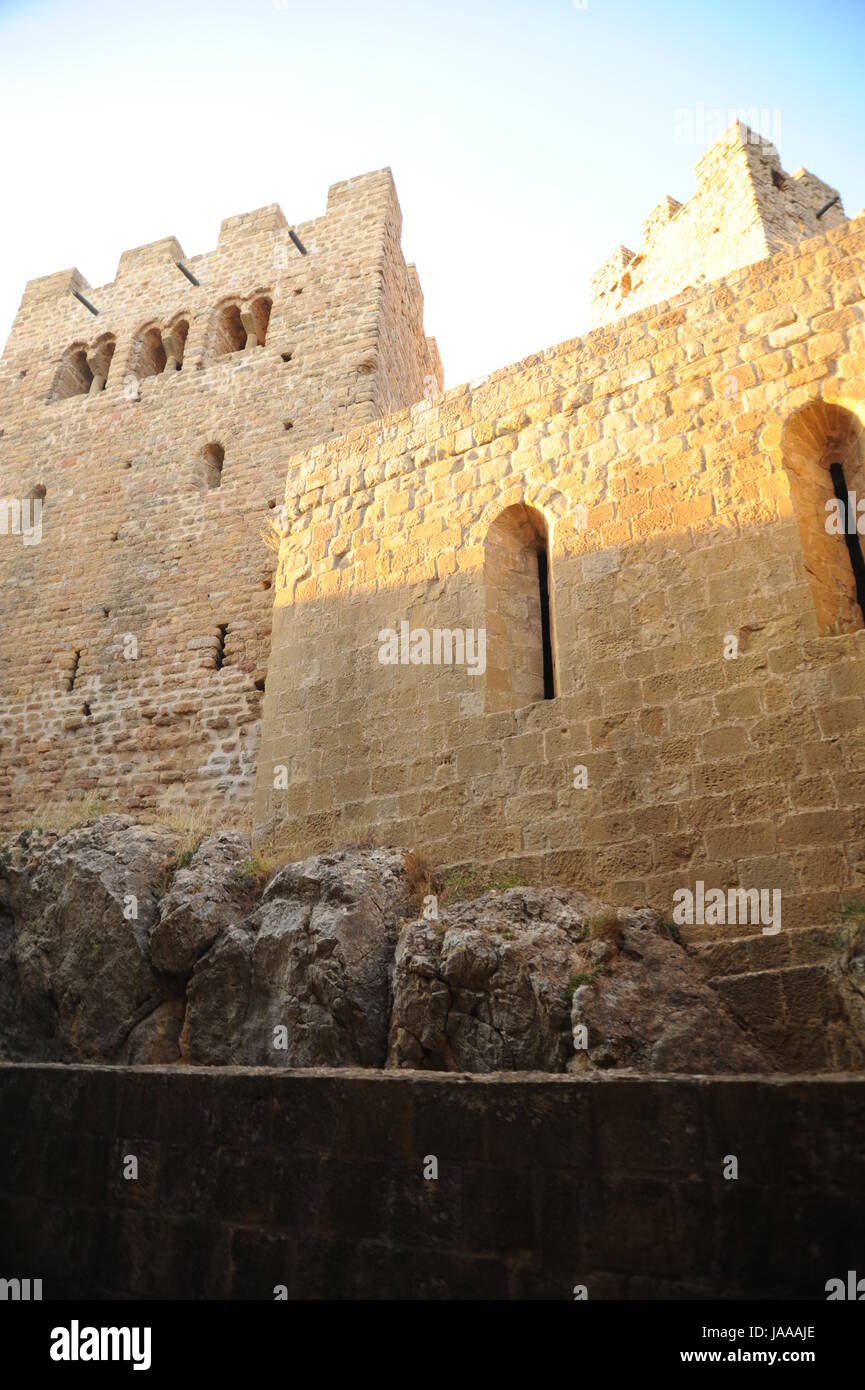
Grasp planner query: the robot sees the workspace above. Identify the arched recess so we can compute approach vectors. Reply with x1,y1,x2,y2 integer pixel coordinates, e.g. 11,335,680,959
781,399,865,634
163,316,189,371
242,293,273,348
201,442,224,489
130,324,167,380
210,301,247,357
484,502,556,712
51,343,92,400
87,333,116,391
474,482,571,553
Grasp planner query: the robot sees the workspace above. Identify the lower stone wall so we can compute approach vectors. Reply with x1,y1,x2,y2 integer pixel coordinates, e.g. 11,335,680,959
1,1064,863,1299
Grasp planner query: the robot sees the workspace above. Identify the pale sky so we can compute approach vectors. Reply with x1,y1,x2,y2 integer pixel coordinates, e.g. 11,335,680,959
1,0,863,387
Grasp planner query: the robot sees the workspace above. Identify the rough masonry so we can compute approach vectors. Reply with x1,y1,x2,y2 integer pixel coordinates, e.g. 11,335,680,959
0,170,440,822
591,122,847,326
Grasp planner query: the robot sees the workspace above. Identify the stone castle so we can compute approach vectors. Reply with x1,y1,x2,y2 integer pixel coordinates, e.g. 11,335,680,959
2,121,865,927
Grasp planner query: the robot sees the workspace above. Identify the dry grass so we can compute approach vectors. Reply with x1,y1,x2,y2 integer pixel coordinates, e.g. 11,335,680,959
403,847,445,914
252,813,380,866
6,795,111,837
4,793,534,924
5,793,258,850
239,854,280,888
586,911,624,950
400,853,529,916
334,824,378,852
145,800,254,867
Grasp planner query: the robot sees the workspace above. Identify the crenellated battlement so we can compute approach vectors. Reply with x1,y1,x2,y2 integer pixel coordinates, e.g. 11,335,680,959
591,122,848,327
1,168,440,423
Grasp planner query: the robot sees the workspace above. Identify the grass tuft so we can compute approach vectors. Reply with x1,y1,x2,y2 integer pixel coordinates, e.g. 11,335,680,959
586,911,624,949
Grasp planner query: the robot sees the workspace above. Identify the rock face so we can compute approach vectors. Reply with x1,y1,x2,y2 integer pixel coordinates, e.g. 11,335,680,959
568,914,772,1074
150,832,259,975
0,818,180,1061
0,822,412,1068
2,815,862,1074
831,924,865,1062
388,888,602,1071
182,848,410,1067
387,889,772,1074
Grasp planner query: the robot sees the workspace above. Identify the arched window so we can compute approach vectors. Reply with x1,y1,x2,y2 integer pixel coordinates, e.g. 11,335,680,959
87,334,116,392
163,317,189,371
131,324,167,380
484,503,556,711
51,343,92,400
782,401,865,634
201,442,225,489
211,302,247,356
243,294,272,348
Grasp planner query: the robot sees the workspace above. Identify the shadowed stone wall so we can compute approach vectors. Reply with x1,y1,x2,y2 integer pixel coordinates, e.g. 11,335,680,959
1,1064,863,1299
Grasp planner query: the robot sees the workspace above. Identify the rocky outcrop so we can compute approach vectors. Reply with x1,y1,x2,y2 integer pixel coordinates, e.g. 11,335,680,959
568,913,772,1073
0,818,180,1061
2,815,863,1074
386,889,772,1074
182,848,410,1067
150,832,259,975
388,887,599,1071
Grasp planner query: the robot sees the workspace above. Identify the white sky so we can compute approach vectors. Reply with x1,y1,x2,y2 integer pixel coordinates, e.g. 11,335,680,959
0,0,863,387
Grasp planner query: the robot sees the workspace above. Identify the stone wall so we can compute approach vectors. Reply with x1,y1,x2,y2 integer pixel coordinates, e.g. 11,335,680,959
1,1063,863,1298
257,210,865,926
591,123,847,327
0,170,440,826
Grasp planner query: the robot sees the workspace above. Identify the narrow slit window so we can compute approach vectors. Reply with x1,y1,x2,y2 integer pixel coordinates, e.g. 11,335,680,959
245,295,272,348
87,335,116,392
202,442,224,489
164,319,189,372
537,548,555,700
214,625,228,670
829,462,865,623
67,650,81,692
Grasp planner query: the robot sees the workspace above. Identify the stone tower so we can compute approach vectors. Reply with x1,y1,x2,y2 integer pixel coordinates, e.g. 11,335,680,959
0,170,441,824
591,122,846,327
